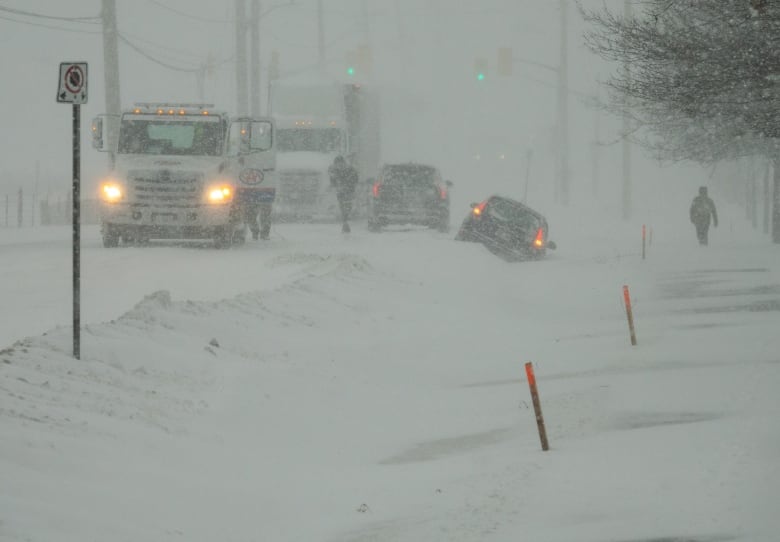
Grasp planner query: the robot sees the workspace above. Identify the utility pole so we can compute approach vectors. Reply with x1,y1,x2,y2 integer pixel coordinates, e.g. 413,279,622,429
592,104,600,197
101,0,121,167
317,0,325,72
622,0,633,221
33,160,39,227
764,160,771,235
235,0,249,115
196,65,206,101
250,0,262,116
556,0,569,205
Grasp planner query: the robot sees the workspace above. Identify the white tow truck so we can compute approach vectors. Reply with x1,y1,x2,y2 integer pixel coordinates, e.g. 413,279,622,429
269,76,380,221
91,103,276,247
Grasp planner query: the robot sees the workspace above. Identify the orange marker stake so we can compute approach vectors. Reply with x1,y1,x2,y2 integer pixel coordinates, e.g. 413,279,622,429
623,285,637,346
524,362,549,451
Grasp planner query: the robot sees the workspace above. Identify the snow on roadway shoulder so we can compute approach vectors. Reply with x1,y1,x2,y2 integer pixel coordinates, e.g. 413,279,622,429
1,207,779,541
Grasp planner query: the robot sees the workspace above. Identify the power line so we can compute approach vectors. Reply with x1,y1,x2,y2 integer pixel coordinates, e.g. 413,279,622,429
0,13,101,34
146,0,232,24
118,33,202,73
118,32,234,74
0,5,99,22
120,30,208,60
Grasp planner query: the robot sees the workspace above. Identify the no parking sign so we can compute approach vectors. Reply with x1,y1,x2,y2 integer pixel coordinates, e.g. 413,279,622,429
57,62,88,104
56,61,87,359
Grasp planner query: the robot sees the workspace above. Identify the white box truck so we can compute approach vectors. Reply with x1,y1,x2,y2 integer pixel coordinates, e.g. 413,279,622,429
269,76,380,221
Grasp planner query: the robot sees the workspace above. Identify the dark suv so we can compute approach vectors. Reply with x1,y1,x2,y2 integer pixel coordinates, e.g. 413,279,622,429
368,163,452,232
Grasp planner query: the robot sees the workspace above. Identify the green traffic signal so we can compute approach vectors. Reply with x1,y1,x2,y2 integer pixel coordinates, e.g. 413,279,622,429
477,72,485,81
347,67,355,76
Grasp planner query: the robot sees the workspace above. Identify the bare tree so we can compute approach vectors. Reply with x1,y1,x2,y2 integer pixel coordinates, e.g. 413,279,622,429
581,0,780,242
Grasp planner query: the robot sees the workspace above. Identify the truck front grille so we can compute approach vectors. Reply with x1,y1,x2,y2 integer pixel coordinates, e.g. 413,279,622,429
128,170,202,207
277,170,321,206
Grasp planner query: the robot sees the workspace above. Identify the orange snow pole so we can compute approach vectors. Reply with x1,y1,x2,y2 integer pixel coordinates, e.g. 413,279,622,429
623,285,637,346
524,362,549,451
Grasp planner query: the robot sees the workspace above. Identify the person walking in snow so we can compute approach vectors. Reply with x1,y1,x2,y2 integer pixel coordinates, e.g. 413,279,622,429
328,155,359,233
689,186,718,245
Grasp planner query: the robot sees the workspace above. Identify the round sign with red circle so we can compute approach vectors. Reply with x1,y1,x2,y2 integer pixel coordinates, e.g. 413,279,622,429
239,168,264,185
64,65,85,94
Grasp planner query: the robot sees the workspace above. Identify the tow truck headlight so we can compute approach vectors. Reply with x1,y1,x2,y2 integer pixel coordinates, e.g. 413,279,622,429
207,184,234,204
100,180,124,203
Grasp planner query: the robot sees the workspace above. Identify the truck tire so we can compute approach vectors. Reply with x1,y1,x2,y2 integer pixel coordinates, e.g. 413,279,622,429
102,226,119,248
214,227,231,249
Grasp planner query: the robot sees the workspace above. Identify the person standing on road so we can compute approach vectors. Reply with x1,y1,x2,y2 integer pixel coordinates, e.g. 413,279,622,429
328,155,359,233
689,186,718,245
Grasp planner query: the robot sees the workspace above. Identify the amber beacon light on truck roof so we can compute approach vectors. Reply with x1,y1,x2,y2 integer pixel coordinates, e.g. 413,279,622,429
130,103,217,116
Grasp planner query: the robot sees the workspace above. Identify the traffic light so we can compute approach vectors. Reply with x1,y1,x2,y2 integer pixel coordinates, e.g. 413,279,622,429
346,46,372,77
357,44,372,76
474,57,488,81
346,50,358,77
497,47,513,76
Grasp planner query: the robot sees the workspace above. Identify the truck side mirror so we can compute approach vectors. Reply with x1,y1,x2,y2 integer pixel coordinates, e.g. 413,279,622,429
248,120,273,152
91,116,105,151
445,180,453,187
231,119,274,155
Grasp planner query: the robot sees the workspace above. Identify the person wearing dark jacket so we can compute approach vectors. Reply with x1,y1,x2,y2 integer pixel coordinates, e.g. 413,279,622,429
689,186,718,245
328,155,359,233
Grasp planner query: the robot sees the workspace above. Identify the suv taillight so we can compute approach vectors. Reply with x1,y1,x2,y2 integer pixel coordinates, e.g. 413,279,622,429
372,181,382,198
533,228,544,247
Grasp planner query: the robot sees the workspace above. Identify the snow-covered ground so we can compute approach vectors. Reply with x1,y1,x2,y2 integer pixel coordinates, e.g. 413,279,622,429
1,199,778,541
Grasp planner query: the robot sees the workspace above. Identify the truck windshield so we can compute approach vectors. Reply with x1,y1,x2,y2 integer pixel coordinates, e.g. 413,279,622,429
276,128,341,153
271,86,343,117
117,116,224,156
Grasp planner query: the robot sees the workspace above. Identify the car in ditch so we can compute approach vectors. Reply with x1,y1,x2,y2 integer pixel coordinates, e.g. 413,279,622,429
455,195,556,260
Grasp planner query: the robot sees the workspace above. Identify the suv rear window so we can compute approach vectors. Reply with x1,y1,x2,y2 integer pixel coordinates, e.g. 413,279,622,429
382,165,437,187
489,198,542,229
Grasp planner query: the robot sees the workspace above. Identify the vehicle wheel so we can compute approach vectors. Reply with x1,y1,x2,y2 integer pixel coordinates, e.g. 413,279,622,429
436,218,450,233
102,226,119,248
214,228,231,249
232,226,247,245
368,217,381,232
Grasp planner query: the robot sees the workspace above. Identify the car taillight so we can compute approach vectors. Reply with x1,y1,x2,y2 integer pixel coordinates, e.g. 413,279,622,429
472,201,487,216
533,227,544,247
372,181,382,198
439,186,448,199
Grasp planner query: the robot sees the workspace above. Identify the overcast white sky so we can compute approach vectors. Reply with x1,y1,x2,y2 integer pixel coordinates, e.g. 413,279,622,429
0,0,709,221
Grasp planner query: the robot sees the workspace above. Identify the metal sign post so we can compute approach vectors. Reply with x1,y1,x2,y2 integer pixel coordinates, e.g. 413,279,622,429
57,62,88,360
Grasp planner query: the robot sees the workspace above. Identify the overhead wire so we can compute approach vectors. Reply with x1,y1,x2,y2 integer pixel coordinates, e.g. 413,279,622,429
117,32,202,73
117,32,234,74
0,5,100,22
0,13,101,33
146,0,232,24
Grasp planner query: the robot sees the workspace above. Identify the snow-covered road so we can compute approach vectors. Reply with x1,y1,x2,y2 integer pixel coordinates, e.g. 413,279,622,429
1,213,778,541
